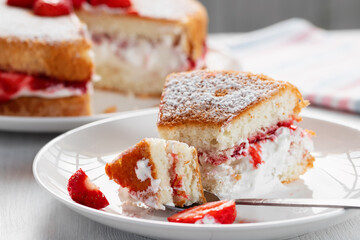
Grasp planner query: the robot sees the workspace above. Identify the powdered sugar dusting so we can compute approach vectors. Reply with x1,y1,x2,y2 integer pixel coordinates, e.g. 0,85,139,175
0,2,85,42
159,70,284,125
82,0,202,21
133,0,201,21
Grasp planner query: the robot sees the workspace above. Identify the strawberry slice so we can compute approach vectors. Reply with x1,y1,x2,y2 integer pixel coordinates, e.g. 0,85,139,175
33,0,72,17
67,169,109,209
168,200,236,224
6,0,35,8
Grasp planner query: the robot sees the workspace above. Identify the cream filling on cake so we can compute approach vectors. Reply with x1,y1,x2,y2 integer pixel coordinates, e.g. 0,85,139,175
132,158,163,209
90,32,204,95
135,158,161,190
199,126,314,199
93,33,191,74
0,70,93,102
9,82,92,99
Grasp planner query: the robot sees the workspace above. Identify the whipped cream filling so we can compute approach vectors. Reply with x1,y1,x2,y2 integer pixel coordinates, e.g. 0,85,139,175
132,158,162,209
11,82,91,100
199,126,314,199
92,32,204,76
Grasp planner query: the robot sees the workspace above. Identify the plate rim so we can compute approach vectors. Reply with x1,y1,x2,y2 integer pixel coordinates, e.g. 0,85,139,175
33,109,360,231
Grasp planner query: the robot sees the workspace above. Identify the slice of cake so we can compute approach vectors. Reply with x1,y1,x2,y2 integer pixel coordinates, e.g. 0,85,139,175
76,0,207,96
157,70,315,199
105,138,206,210
0,0,94,116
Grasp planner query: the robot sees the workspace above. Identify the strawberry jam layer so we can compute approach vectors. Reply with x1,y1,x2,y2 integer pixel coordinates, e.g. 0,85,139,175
201,118,302,167
169,152,188,204
0,71,89,102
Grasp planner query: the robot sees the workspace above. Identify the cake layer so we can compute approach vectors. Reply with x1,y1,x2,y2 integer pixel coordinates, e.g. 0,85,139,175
166,140,205,207
0,94,91,116
105,138,205,209
0,2,94,81
199,124,314,199
76,0,207,95
90,32,203,96
158,70,308,151
78,0,207,60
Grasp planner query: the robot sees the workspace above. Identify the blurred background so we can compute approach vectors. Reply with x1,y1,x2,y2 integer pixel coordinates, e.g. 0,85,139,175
198,0,360,32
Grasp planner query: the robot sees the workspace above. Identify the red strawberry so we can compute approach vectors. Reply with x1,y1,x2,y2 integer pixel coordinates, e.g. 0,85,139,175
71,0,85,8
168,200,236,224
33,0,72,17
87,0,104,6
67,169,109,209
89,0,131,8
105,0,131,8
6,0,35,8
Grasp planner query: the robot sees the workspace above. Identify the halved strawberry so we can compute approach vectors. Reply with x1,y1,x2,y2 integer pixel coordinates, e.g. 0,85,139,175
33,0,72,17
67,168,109,209
105,0,131,8
6,0,35,8
88,0,131,8
168,200,236,224
71,0,85,8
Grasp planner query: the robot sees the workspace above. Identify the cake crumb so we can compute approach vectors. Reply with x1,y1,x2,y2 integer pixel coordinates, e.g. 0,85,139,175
104,106,117,113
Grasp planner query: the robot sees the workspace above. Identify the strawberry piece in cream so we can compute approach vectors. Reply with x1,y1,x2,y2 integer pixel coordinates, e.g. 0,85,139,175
0,71,88,102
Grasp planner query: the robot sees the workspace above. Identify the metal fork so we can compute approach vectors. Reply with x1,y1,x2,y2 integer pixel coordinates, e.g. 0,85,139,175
166,191,360,212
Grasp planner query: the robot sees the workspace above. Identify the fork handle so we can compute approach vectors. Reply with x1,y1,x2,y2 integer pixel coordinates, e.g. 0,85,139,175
235,198,360,208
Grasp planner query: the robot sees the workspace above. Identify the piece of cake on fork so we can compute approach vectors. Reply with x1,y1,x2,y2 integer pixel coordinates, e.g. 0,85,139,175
157,70,315,199
76,0,207,96
0,0,94,116
105,138,206,210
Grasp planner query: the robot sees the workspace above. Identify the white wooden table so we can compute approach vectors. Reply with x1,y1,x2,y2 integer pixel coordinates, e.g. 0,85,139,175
1,107,359,240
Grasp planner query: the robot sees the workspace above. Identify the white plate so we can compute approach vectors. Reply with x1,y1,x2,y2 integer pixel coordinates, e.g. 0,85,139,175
33,109,360,240
0,43,240,133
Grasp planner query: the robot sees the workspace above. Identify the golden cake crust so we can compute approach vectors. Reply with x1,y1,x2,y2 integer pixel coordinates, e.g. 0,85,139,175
105,139,159,198
0,2,94,81
158,70,308,128
0,94,91,116
0,37,93,82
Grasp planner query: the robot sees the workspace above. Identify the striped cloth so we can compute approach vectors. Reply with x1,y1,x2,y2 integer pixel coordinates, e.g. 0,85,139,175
213,18,360,114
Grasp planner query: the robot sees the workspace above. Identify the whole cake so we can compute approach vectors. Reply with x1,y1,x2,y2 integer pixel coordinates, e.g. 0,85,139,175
0,0,94,116
157,70,315,199
105,138,206,209
76,0,208,96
